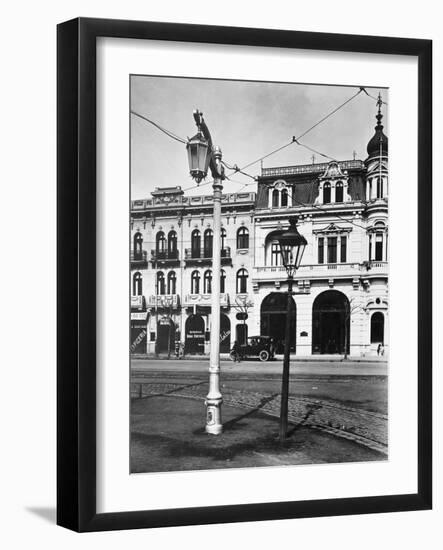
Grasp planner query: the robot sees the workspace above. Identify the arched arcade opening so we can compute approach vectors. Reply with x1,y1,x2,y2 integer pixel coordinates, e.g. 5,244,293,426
260,292,296,353
312,290,350,354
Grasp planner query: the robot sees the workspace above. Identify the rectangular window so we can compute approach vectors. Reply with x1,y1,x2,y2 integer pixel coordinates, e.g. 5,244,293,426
375,234,383,261
340,236,347,263
318,237,324,264
271,242,281,266
327,237,337,264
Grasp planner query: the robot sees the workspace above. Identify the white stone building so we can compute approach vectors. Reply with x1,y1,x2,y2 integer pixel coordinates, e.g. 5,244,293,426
130,187,255,355
130,102,388,357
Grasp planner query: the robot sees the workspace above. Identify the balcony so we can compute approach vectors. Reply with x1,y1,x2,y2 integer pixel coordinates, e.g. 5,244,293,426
147,294,180,310
253,261,388,283
131,295,147,310
130,249,148,266
184,247,232,266
150,249,180,266
363,261,389,275
183,293,230,308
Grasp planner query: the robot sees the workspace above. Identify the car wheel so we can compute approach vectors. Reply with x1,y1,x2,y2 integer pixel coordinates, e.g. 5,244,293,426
259,350,270,362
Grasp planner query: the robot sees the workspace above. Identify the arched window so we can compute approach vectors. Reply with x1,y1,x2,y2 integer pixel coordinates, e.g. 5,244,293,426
204,229,213,257
237,227,249,249
203,269,212,293
323,182,331,204
168,230,178,258
221,227,227,252
272,189,279,208
156,231,166,258
191,270,200,294
156,272,165,295
133,232,143,257
371,312,384,344
167,271,176,294
132,272,142,296
220,269,226,293
281,189,288,207
236,269,248,294
191,229,201,258
336,181,344,203
376,177,383,199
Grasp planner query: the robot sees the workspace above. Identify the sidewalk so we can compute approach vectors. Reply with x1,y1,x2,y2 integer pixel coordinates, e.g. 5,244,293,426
133,353,387,363
130,394,386,473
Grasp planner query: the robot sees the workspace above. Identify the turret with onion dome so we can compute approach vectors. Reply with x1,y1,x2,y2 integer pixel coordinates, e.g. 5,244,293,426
365,93,388,201
366,93,388,160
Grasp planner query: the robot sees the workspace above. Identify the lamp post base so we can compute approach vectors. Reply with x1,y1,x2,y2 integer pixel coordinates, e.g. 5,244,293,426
205,398,223,435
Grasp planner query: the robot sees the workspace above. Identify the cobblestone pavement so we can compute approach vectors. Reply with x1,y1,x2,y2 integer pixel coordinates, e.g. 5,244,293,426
131,381,388,455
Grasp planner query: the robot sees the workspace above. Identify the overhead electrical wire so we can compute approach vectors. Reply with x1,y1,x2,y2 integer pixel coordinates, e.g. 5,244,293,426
132,86,368,184
131,85,386,231
131,110,187,144
360,87,389,105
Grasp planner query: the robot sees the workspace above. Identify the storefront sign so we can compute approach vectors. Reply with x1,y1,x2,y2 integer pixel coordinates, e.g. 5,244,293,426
131,311,148,321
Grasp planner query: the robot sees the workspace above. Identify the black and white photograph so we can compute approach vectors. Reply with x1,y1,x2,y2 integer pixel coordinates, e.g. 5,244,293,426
129,76,389,474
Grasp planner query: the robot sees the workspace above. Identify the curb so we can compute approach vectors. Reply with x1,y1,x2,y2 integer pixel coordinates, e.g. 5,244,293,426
131,354,387,364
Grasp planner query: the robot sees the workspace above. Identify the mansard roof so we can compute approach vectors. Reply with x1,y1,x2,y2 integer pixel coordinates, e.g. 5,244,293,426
256,159,366,208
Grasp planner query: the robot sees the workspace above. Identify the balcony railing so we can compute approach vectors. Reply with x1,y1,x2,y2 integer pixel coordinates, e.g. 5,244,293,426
150,249,180,263
253,261,388,281
183,293,230,307
261,159,365,178
148,294,180,309
130,250,148,264
131,295,147,310
184,246,232,264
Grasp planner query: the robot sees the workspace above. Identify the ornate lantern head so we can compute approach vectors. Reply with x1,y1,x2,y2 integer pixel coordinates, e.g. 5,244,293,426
277,217,307,278
186,131,211,183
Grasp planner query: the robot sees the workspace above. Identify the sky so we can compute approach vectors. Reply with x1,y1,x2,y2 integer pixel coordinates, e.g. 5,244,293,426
130,76,388,200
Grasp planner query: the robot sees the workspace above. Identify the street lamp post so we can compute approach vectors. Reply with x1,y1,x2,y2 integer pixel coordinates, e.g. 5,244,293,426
164,295,173,359
186,110,225,435
277,217,307,443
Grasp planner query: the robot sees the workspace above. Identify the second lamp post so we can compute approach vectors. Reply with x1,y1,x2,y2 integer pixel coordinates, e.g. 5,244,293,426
277,217,307,442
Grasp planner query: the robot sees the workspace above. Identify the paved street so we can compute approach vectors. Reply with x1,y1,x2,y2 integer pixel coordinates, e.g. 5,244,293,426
132,357,388,376
130,358,388,472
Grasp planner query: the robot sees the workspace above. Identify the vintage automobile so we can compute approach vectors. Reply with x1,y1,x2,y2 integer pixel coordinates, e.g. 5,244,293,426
230,335,275,362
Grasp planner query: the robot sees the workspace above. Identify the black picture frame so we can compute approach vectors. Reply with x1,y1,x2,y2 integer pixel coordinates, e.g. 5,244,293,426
57,17,432,532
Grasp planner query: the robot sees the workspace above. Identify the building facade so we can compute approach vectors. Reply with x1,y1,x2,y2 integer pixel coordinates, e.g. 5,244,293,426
130,104,388,357
130,187,256,356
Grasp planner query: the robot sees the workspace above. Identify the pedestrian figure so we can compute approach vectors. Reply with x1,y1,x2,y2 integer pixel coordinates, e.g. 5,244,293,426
177,341,184,360
231,340,242,363
269,337,276,359
377,343,381,356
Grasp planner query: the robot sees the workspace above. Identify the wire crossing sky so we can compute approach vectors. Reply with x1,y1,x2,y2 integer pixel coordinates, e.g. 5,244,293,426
131,76,388,200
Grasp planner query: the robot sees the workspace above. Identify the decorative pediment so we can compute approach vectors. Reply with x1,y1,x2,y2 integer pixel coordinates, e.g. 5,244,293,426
365,297,388,311
271,179,288,190
313,223,352,235
320,161,346,180
367,160,388,176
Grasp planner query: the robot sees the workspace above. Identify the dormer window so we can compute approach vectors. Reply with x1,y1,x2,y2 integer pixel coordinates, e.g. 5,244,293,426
281,189,288,207
315,162,350,205
268,180,291,208
336,181,344,203
323,182,331,204
272,189,279,208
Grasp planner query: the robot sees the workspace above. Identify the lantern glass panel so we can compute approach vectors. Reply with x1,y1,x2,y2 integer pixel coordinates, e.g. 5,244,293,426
187,133,210,182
